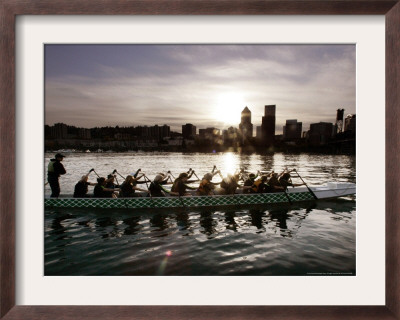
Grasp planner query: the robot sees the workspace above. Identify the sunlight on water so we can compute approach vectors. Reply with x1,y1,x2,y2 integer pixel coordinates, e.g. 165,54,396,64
44,152,356,276
221,152,239,176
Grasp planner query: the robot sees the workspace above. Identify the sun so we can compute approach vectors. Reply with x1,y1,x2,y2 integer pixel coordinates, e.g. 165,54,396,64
214,92,246,126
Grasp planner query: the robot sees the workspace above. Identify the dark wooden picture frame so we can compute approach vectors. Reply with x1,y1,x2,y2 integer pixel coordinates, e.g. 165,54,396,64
1,1,399,319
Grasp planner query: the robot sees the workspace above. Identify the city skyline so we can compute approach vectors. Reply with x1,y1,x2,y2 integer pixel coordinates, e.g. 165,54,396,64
45,44,356,133
46,105,354,138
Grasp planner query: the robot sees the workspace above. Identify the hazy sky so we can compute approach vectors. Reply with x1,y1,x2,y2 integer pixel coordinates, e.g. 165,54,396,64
45,44,356,133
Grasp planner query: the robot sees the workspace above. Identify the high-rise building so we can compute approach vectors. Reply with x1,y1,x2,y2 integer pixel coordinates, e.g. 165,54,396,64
261,105,276,146
239,106,253,144
283,119,302,141
137,126,150,137
308,122,333,146
256,126,262,139
344,114,356,133
161,124,170,138
223,126,239,146
335,108,345,134
199,127,220,140
182,123,196,139
150,125,159,139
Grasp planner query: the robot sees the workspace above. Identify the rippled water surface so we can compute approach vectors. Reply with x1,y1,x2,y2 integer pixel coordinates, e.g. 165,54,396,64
45,152,356,276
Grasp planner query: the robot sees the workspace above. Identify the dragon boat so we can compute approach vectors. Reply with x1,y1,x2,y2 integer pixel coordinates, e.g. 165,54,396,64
45,182,356,210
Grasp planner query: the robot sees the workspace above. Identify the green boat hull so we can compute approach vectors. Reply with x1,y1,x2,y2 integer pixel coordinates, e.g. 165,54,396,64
45,191,316,209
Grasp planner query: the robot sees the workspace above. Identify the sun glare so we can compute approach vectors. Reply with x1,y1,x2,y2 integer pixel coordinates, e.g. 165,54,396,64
214,92,246,126
222,152,239,176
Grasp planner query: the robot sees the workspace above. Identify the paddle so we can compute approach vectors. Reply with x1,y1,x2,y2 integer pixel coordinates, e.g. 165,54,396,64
133,168,141,178
292,169,318,200
167,171,176,180
143,174,153,199
282,188,292,204
130,169,147,182
92,169,101,178
214,165,224,180
111,170,120,186
113,169,125,180
192,170,200,181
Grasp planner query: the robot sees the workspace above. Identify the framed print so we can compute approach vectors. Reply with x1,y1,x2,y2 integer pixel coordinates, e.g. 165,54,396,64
1,1,400,319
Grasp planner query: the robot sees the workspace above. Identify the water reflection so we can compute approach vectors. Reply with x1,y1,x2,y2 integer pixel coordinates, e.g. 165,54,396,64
222,152,239,175
249,209,265,231
224,211,239,232
150,213,170,233
269,208,290,233
199,211,218,237
50,206,351,250
49,213,75,239
45,198,356,275
175,211,192,236
122,216,141,235
44,152,356,276
45,199,354,245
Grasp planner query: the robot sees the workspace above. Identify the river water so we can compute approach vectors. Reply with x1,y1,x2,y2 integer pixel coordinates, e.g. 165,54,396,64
44,152,356,276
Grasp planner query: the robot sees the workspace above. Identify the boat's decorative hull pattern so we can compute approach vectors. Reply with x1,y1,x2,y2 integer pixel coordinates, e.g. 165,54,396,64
45,191,316,209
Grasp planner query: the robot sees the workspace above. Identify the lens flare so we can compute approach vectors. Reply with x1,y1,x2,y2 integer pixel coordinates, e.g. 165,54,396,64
157,250,173,275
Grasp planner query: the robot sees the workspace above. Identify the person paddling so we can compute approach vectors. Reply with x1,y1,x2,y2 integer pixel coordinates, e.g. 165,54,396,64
196,171,222,196
149,174,172,197
267,172,285,192
219,173,241,195
278,168,303,189
130,170,148,189
106,174,120,189
170,172,198,197
119,175,149,198
73,170,96,198
47,153,66,198
242,171,259,194
94,177,119,198
251,175,270,193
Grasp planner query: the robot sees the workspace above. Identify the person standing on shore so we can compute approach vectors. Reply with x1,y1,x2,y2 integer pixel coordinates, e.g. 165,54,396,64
47,153,66,198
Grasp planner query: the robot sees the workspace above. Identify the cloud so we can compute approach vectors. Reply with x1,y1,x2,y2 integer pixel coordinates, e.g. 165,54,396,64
45,44,355,132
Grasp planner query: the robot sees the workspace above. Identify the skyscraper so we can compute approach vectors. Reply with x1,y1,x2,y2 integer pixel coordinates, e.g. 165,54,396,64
335,108,345,134
283,119,302,141
344,114,356,133
239,106,253,144
182,123,196,139
256,126,262,139
309,122,333,145
261,105,276,146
